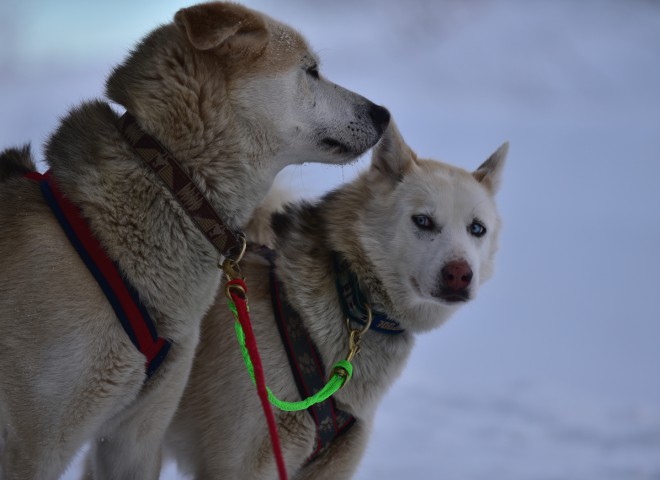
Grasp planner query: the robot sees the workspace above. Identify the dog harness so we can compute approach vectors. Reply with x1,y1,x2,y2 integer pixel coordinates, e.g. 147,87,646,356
20,111,248,378
24,170,171,378
264,251,406,461
264,251,356,462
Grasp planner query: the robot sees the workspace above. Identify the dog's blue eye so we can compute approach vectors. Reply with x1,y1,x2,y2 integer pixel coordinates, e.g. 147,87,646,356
306,65,319,79
469,220,486,237
412,214,434,231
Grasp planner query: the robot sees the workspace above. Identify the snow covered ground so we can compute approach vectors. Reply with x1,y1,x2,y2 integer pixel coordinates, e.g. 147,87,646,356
2,1,659,478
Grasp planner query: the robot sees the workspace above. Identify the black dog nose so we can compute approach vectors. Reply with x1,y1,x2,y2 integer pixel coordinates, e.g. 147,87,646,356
441,260,473,291
368,104,390,133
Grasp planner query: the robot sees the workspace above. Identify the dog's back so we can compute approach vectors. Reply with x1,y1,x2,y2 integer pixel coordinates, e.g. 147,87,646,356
0,145,37,181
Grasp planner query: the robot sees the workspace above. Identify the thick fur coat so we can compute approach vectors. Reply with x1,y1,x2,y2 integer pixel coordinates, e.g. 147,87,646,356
166,123,507,479
0,3,388,479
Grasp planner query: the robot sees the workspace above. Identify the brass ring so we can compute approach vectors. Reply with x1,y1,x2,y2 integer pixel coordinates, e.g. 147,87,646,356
331,366,349,379
232,234,247,264
224,282,246,300
346,303,373,336
220,235,247,274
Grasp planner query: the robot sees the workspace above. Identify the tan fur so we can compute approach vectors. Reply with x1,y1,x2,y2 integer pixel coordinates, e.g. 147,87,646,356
243,179,299,248
0,3,389,479
165,122,508,479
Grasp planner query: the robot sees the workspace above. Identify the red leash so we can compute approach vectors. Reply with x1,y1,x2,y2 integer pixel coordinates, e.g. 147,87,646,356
226,278,288,480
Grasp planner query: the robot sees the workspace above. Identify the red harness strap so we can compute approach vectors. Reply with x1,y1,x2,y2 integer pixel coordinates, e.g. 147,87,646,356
25,170,171,378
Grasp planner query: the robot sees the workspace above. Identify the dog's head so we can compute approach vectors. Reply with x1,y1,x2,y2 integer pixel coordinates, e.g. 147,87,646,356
353,122,507,332
106,2,389,173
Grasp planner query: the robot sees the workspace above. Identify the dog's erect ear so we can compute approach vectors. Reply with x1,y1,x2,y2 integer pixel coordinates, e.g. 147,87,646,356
174,3,267,53
473,142,508,195
370,121,417,184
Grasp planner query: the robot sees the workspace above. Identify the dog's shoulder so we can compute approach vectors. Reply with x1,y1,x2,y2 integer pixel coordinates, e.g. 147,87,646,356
45,100,119,173
0,144,37,181
271,200,324,241
0,144,46,216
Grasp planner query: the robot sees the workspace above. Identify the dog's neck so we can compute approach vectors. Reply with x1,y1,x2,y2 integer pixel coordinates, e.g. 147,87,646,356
332,252,405,335
43,101,280,343
116,111,246,262
272,202,415,418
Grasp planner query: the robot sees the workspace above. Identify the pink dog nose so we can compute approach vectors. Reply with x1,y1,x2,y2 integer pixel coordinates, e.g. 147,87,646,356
442,260,473,291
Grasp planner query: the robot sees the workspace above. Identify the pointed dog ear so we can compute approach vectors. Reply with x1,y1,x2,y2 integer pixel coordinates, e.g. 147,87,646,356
473,142,508,195
370,121,417,184
174,3,267,53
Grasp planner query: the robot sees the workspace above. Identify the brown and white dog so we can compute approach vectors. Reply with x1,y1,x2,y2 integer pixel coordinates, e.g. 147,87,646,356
0,3,388,479
165,122,507,479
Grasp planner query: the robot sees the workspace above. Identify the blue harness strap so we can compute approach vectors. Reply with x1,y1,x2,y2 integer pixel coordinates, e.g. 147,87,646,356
25,170,171,378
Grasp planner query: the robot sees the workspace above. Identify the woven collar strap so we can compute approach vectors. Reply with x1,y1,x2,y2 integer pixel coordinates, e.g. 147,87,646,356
116,112,245,261
332,252,405,335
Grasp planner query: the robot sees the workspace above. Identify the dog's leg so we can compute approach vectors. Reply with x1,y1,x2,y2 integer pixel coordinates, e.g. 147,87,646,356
0,384,138,480
293,422,370,480
85,430,163,480
0,434,76,480
0,339,145,480
84,341,196,480
84,379,179,480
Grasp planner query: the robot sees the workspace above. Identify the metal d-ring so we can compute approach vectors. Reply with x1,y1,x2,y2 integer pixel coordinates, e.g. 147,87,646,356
221,234,247,281
224,281,246,301
232,234,247,264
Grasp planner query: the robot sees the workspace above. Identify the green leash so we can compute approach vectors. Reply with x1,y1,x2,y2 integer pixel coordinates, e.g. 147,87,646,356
228,300,365,412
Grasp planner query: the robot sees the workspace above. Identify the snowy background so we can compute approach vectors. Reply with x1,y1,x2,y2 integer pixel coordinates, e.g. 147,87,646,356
2,0,659,478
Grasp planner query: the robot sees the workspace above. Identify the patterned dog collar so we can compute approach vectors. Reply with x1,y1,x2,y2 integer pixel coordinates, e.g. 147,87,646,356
332,252,405,335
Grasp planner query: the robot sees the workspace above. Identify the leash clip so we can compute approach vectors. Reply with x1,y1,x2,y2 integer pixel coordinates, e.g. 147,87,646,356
222,258,243,282
345,304,372,363
330,305,372,383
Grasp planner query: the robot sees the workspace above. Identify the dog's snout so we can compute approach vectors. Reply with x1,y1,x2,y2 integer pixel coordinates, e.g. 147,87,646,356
441,260,473,292
368,104,390,134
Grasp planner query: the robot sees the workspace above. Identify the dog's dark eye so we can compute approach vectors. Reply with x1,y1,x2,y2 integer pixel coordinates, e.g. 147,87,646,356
469,220,486,237
412,214,434,231
306,64,320,79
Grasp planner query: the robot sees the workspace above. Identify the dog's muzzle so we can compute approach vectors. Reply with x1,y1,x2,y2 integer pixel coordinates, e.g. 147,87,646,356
434,260,473,303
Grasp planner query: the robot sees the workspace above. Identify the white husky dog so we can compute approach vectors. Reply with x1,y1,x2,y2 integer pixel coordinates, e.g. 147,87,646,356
0,2,389,479
165,122,507,479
